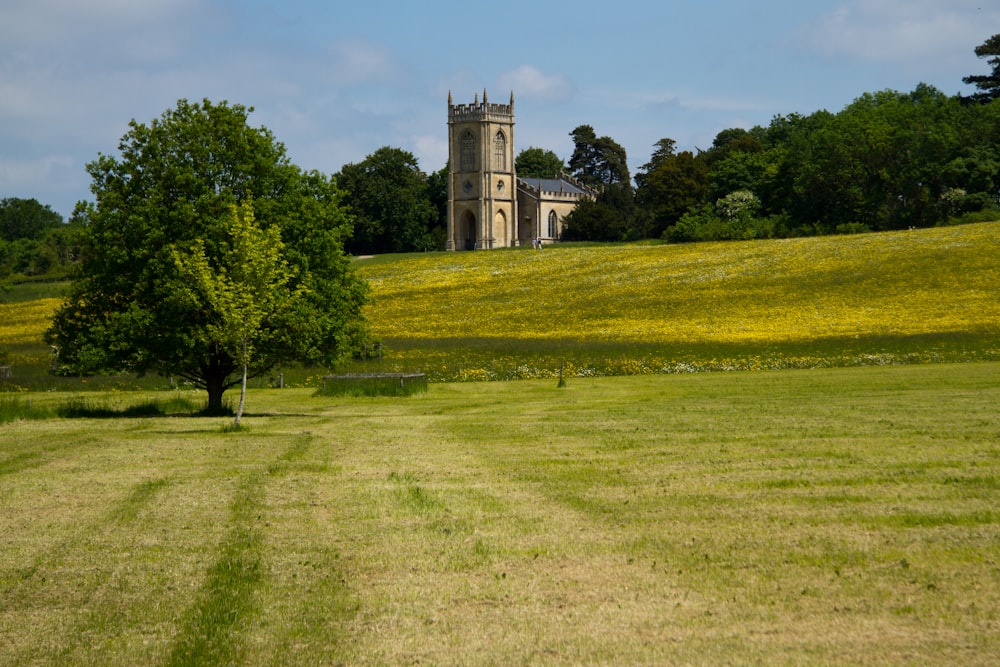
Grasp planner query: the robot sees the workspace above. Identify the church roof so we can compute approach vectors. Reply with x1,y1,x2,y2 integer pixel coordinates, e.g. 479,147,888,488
517,177,589,195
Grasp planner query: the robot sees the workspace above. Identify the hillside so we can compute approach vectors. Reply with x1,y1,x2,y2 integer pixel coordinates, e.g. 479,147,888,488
3,223,999,385
354,222,1000,379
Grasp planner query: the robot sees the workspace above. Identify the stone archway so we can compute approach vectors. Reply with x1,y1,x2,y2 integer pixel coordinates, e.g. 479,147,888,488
462,210,476,250
494,209,507,247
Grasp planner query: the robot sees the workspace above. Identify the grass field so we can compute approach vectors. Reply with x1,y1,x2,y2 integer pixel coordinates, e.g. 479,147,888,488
355,222,1000,380
2,363,999,664
2,222,999,389
1,223,998,663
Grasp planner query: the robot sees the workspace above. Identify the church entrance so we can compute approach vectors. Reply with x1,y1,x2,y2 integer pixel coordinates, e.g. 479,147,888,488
463,211,476,250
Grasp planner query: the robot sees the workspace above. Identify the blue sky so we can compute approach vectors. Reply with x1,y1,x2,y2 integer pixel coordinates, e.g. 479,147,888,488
1,0,997,219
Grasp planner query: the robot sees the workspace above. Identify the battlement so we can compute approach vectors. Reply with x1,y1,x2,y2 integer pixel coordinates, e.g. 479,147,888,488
448,90,514,121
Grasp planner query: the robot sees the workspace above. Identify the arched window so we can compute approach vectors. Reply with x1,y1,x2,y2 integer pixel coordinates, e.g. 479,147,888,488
547,210,558,238
494,131,506,170
460,131,476,171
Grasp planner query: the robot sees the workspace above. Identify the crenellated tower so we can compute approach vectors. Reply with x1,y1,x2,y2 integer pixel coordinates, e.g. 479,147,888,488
446,90,517,250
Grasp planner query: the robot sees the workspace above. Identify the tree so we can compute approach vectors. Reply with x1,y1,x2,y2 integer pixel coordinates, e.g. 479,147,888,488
635,151,709,236
425,164,450,250
173,201,303,424
336,147,439,254
561,184,642,242
568,125,629,185
633,138,677,191
515,147,565,178
962,33,1000,103
46,99,369,412
0,197,62,241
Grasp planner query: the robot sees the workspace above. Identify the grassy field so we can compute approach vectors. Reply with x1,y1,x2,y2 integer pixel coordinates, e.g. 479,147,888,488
355,222,1000,380
2,363,999,664
1,223,998,663
3,222,999,389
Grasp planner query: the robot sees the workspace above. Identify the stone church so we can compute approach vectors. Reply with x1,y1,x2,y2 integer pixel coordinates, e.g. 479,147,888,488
446,91,594,250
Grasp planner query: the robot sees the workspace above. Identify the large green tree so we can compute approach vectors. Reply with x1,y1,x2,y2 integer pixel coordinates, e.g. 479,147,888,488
46,99,368,411
635,150,709,236
515,147,565,178
568,125,629,185
963,33,1000,103
336,147,439,254
0,197,63,241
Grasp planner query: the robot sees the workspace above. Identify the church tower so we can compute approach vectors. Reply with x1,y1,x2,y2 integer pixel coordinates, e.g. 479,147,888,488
446,90,517,250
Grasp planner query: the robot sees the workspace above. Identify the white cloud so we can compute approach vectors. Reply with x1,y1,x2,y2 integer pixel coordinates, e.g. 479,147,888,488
802,0,1000,72
498,65,575,103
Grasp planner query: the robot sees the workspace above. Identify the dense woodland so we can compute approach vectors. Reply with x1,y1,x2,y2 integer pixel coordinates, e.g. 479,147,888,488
3,35,999,275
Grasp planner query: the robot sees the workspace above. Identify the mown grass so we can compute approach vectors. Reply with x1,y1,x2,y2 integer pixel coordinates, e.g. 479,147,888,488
1,363,998,664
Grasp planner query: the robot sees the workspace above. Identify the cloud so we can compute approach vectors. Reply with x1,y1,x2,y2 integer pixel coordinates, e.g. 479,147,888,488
498,66,575,103
801,0,1000,72
325,38,402,86
0,0,205,50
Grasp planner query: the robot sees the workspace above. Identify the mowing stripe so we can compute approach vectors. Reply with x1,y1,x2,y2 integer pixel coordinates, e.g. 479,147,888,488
166,471,266,667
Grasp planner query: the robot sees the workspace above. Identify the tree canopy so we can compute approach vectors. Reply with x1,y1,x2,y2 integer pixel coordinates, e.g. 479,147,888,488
336,147,440,255
568,125,629,185
963,33,1000,103
0,198,63,241
46,99,369,411
515,147,566,178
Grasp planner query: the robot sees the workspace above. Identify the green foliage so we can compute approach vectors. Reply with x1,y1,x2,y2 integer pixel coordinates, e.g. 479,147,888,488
633,81,1000,241
53,397,188,418
173,201,303,423
0,396,52,422
568,125,629,185
0,197,62,242
0,208,83,281
336,146,440,254
317,372,428,397
561,183,641,242
45,99,369,411
962,33,1000,103
515,147,566,178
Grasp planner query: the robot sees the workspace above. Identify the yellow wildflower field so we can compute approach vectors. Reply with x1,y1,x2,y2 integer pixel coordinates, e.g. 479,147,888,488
0,297,61,347
2,223,998,383
360,223,999,344
357,223,1000,379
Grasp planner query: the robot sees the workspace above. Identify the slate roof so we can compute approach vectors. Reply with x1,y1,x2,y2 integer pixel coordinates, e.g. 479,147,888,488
517,177,589,195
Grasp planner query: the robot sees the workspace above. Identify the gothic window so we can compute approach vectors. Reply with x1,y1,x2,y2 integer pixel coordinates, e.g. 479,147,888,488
460,131,476,171
548,210,558,238
494,130,507,170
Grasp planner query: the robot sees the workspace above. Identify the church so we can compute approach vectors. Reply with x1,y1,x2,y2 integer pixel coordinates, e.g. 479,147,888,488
446,91,595,250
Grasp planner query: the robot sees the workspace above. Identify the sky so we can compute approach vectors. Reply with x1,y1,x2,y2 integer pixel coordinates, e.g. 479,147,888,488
1,0,998,220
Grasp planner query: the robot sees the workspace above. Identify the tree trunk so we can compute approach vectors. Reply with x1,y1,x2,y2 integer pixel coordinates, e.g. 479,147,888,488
235,338,248,426
205,374,226,415
202,348,235,415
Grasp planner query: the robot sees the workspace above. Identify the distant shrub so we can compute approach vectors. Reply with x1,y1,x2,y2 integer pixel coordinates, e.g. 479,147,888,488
0,396,51,422
943,208,1000,226
835,222,871,235
54,397,194,418
317,373,427,397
